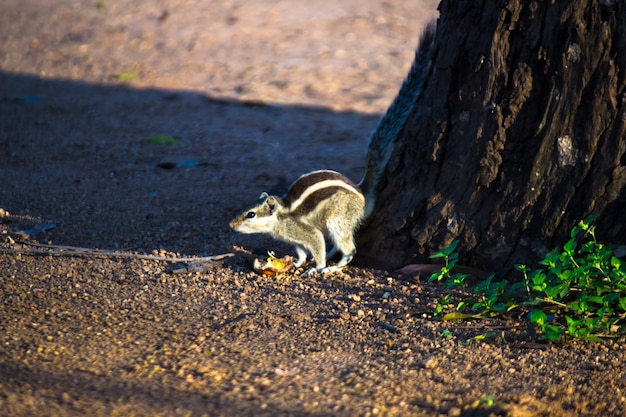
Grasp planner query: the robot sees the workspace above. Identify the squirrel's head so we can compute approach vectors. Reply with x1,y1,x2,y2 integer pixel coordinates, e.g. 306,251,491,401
230,192,283,234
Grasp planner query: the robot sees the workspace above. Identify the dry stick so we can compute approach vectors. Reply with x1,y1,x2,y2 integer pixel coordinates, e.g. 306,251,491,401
1,241,234,263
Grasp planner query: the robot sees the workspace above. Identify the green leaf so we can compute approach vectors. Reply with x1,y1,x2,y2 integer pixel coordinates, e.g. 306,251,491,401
603,293,621,304
580,240,597,255
587,295,604,305
582,214,599,228
567,300,585,314
529,309,547,327
433,303,445,316
611,256,622,269
445,240,460,254
506,303,519,312
429,250,447,259
142,134,182,146
583,333,605,343
544,324,563,341
451,273,470,287
471,301,486,311
456,301,468,311
470,332,497,343
118,72,139,82
539,251,560,269
530,271,547,292
440,329,453,339
479,395,496,407
430,240,459,259
564,238,577,256
474,273,495,295
442,311,484,320
545,283,570,300
428,270,442,282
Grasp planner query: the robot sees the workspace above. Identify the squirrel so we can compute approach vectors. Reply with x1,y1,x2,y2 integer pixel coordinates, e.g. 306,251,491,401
230,21,436,274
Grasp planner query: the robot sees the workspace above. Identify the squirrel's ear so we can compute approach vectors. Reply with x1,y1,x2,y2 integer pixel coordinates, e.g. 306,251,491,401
265,196,277,214
259,191,269,200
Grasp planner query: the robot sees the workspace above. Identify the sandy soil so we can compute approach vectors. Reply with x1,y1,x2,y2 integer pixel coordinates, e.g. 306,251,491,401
1,0,625,416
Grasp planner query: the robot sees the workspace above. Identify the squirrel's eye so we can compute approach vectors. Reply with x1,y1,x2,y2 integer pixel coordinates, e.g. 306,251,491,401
246,211,256,219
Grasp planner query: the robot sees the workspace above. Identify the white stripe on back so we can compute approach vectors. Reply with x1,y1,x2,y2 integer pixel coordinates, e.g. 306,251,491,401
288,179,364,212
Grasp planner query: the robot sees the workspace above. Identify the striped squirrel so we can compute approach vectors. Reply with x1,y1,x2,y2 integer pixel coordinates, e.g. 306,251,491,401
230,21,436,274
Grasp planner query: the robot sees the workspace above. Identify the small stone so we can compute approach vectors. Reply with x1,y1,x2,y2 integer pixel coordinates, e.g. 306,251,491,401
61,392,72,404
448,407,462,417
349,294,361,302
423,356,438,369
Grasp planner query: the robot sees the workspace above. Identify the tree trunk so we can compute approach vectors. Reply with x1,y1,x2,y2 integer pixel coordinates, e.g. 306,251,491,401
356,0,626,274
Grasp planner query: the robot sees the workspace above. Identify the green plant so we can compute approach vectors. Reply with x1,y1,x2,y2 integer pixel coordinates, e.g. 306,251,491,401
439,329,453,339
430,215,626,342
479,394,496,407
141,134,182,146
117,72,139,82
468,331,499,344
428,240,470,289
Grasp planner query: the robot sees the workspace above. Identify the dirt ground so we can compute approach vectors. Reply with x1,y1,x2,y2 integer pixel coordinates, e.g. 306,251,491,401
1,0,625,416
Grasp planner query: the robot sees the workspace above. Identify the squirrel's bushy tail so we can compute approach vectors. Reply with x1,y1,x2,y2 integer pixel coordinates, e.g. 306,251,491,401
359,20,436,218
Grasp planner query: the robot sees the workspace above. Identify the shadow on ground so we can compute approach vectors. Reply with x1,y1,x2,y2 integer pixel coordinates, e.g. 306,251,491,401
1,70,377,256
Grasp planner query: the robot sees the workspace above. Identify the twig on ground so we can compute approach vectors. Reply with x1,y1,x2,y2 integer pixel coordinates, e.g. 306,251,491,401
0,241,234,263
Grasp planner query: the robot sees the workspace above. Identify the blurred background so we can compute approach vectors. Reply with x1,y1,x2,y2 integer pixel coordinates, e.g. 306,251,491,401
1,0,438,113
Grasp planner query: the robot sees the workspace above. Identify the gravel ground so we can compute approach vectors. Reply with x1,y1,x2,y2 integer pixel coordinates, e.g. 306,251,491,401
1,1,625,416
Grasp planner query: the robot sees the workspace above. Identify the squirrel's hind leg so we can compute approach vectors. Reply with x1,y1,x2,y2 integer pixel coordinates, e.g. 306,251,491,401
299,229,327,274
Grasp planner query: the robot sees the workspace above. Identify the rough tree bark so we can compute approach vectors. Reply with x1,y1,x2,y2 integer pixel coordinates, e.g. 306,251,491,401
357,0,626,274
